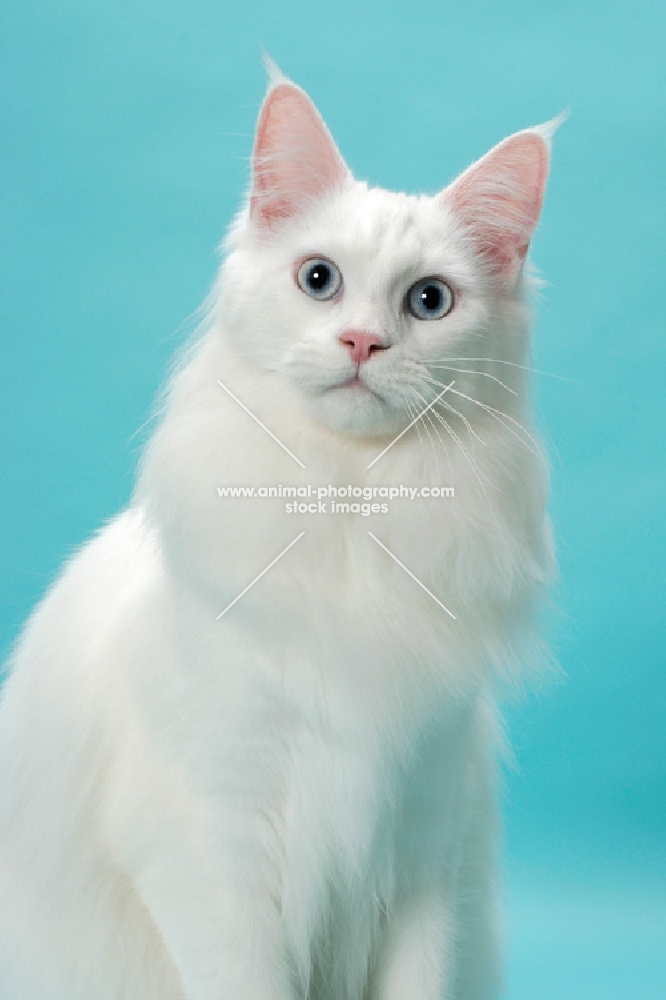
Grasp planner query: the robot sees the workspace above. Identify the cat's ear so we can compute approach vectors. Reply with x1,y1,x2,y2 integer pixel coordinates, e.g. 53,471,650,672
441,119,561,284
250,75,351,229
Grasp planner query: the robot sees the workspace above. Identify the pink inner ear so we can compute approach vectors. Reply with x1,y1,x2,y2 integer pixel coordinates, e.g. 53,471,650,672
251,83,350,227
445,132,549,281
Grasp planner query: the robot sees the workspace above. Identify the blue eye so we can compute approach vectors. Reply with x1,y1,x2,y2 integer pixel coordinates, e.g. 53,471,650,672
406,277,454,320
296,258,343,301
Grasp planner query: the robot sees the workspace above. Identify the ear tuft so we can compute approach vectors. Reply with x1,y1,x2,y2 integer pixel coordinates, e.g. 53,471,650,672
261,50,287,87
250,77,351,229
442,119,562,284
532,110,569,147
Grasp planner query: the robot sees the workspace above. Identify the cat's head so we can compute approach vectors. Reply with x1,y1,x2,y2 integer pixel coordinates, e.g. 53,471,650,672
218,69,557,438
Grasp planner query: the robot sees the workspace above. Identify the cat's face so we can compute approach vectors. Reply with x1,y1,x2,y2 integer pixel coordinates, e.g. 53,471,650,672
220,74,553,438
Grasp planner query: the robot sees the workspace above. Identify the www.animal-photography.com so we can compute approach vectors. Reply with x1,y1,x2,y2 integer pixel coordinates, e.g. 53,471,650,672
1,2,664,998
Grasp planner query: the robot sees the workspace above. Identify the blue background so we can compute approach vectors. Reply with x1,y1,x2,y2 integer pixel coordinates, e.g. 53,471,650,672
1,1,664,995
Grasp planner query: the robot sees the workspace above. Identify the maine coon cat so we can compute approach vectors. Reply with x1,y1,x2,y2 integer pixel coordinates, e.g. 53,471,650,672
0,65,557,999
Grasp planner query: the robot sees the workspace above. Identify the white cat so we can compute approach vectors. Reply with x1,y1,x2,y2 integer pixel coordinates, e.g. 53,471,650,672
0,65,557,1000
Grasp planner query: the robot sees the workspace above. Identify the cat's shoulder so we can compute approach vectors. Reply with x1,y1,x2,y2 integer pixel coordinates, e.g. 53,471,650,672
2,506,163,692
41,505,159,614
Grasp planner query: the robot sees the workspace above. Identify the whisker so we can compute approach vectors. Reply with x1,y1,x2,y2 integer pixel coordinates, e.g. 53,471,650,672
412,388,491,502
420,374,487,448
409,393,454,481
421,409,447,481
416,399,440,467
449,387,547,465
429,409,491,502
407,391,435,460
428,365,517,395
426,357,576,383
404,397,427,464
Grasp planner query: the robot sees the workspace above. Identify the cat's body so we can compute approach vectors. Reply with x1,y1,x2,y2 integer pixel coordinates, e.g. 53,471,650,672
0,68,556,999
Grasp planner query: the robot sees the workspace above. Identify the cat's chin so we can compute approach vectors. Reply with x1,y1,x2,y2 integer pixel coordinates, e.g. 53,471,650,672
303,381,405,438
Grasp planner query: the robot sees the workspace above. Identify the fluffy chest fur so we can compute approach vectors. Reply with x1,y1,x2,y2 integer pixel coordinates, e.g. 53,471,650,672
110,526,484,999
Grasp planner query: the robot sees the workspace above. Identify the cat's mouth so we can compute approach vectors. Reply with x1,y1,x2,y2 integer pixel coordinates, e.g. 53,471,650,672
296,368,401,435
330,374,385,402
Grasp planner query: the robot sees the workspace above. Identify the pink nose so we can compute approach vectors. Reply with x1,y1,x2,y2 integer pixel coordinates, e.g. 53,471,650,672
339,331,386,366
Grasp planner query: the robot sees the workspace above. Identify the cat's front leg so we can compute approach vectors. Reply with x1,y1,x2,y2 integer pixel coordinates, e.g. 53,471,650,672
130,853,294,1000
103,749,294,1000
370,883,456,1000
377,787,502,1000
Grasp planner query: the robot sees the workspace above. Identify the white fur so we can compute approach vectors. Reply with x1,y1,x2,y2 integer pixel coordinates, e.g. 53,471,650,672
0,76,556,999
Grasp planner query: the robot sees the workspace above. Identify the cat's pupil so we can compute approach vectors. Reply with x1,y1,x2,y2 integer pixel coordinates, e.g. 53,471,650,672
308,264,330,290
421,285,442,311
